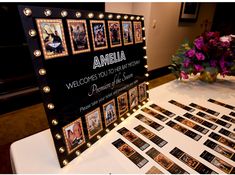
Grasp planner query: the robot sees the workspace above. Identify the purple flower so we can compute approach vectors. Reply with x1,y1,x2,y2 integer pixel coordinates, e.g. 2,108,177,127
194,36,204,50
185,49,195,58
210,60,217,67
209,39,218,46
194,64,204,72
183,59,191,68
180,71,189,79
195,52,205,61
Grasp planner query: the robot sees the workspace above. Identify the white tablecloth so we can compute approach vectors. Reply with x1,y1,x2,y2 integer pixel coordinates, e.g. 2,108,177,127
10,76,235,173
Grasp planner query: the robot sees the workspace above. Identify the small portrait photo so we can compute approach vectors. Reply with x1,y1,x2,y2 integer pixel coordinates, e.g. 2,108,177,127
85,107,103,139
123,131,138,142
141,129,154,139
108,21,122,48
90,20,108,51
182,120,196,128
129,86,138,109
180,154,199,168
154,154,173,169
63,118,85,154
133,21,143,44
67,20,90,54
117,92,128,117
122,21,133,45
138,82,147,102
214,145,232,158
36,19,68,59
118,144,135,157
211,157,232,173
103,99,117,127
173,124,188,133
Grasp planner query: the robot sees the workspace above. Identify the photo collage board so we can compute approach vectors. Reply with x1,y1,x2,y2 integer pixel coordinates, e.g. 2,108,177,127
19,5,148,167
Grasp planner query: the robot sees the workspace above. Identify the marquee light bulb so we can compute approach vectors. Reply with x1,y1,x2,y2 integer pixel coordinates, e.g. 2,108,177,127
61,10,68,17
141,17,144,20
143,37,146,40
99,13,104,19
106,129,110,133
124,15,128,19
59,147,65,153
130,16,134,20
63,160,68,166
75,150,80,156
127,113,130,116
144,65,148,68
136,16,140,20
34,50,41,57
116,15,121,19
43,86,50,93
138,105,141,108
142,101,146,105
52,119,58,125
44,9,52,16
97,135,101,139
23,8,32,16
47,103,55,110
29,29,36,37
145,73,149,77
143,46,147,50
142,27,145,30
108,14,113,19
88,13,94,18
114,123,118,126
145,82,149,85
38,69,46,75
76,12,81,18
121,117,124,121
55,134,61,140
87,143,91,147
144,56,148,59
133,109,136,112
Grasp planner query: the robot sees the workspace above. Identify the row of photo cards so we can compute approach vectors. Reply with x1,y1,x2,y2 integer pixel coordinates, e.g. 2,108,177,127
36,19,143,59
63,82,148,154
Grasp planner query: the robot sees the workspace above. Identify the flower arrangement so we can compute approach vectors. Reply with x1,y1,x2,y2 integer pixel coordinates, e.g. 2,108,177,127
169,32,235,82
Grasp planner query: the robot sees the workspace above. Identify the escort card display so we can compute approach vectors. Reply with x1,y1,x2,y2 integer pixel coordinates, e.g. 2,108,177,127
18,5,148,167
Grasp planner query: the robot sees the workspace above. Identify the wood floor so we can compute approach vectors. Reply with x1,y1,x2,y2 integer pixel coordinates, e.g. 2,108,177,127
0,73,176,173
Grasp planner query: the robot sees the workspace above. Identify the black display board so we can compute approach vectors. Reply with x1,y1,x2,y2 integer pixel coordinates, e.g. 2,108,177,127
18,5,148,167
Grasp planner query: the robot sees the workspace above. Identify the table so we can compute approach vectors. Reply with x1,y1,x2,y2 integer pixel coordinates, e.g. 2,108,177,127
10,76,235,173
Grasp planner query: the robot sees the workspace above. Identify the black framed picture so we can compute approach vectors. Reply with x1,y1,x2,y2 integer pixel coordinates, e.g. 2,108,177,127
179,3,200,23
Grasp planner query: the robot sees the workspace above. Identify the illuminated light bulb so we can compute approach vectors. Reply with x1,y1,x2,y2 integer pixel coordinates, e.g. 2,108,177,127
38,69,46,75
136,16,140,20
124,15,128,20
144,56,148,59
47,103,54,110
145,73,149,77
147,98,150,101
76,12,81,18
97,135,101,139
23,8,32,16
116,15,121,19
130,16,134,20
59,147,65,153
114,123,118,126
144,65,148,68
127,113,130,116
143,46,147,50
142,27,145,30
108,14,113,19
121,117,124,121
28,29,36,37
43,86,50,93
143,37,146,40
145,82,149,85
133,109,136,112
63,160,68,166
88,13,94,18
75,150,80,156
138,105,141,108
99,13,104,19
142,101,146,105
55,134,61,140
141,17,144,20
44,9,52,16
147,90,150,93
34,50,41,57
106,129,110,133
61,10,68,17
52,119,58,125
87,143,91,147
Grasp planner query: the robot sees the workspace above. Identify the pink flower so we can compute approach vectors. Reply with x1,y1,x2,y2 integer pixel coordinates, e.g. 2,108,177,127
185,49,195,58
194,64,204,72
195,52,205,61
194,36,204,50
180,71,189,79
183,59,191,68
220,35,232,43
209,39,218,46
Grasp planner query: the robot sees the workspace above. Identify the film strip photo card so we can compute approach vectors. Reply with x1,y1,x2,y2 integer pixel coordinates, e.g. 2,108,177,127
218,128,235,141
134,114,164,131
221,115,235,124
146,147,188,174
209,132,235,150
149,103,176,117
197,111,231,128
166,120,202,141
141,107,168,122
145,166,163,174
189,103,220,116
200,150,235,174
117,127,150,151
112,138,148,168
170,147,217,174
204,139,235,161
208,99,235,111
183,113,218,130
168,100,195,112
134,125,167,148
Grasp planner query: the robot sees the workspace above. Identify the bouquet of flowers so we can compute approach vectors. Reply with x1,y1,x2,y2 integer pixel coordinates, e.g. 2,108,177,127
169,31,235,82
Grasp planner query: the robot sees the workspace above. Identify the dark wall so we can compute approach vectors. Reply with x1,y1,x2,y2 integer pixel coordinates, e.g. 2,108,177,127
0,3,105,115
211,3,235,35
